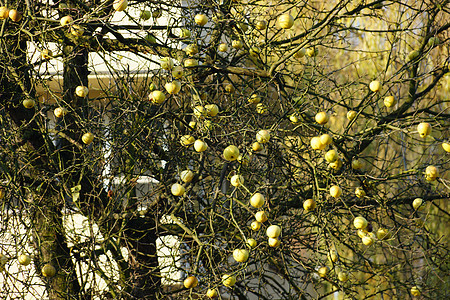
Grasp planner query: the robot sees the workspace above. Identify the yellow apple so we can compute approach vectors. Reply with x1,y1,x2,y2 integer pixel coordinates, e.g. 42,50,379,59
355,187,366,198
330,185,342,198
250,193,265,208
252,142,262,152
194,14,208,26
255,211,268,223
268,237,281,247
193,106,206,119
384,96,396,108
442,141,450,152
320,134,332,146
183,276,198,288
75,86,89,97
289,114,299,124
376,228,391,240
310,136,325,150
70,24,84,36
277,14,294,29
206,288,218,298
224,83,235,93
303,199,316,212
172,66,184,79
184,44,199,56
230,175,244,187
425,165,439,181
194,140,208,152
362,235,374,246
251,221,261,231
165,81,181,94
82,132,94,145
180,170,194,183
42,264,56,277
171,183,185,196
223,145,240,161
113,0,128,11
256,130,270,143
325,149,338,163
255,20,267,30
410,286,421,296
246,238,257,248
306,47,318,57
218,43,228,52
222,274,236,287
369,80,381,92
233,249,249,263
353,216,368,229
266,225,281,238
18,254,31,266
160,57,174,70
417,122,431,138
357,229,368,238
60,15,73,26
338,271,349,282
318,266,329,278
149,90,165,104
180,135,195,147
9,9,22,22
232,40,244,49
351,159,363,170
205,104,219,117
179,28,191,38
412,198,424,210
315,111,329,125
0,7,9,20
54,107,68,118
329,158,343,170
184,58,199,67
22,99,35,109
347,110,357,121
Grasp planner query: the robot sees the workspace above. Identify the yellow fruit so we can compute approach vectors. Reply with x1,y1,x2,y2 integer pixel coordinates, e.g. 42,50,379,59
294,48,306,58
325,150,338,163
376,228,391,240
149,90,165,104
417,122,431,138
230,175,244,187
306,47,318,57
351,159,363,170
255,211,268,223
268,237,281,247
277,14,294,29
250,193,265,208
183,276,198,289
60,15,73,26
425,165,439,181
338,271,349,282
329,158,343,170
113,0,128,11
310,136,325,150
23,99,35,109
251,221,261,231
329,185,342,198
223,145,240,161
255,20,267,30
232,40,244,49
205,104,219,117
320,134,332,146
184,44,199,56
75,86,89,97
160,57,174,70
252,142,262,152
180,170,194,183
41,264,56,277
222,274,236,287
70,24,84,36
315,111,329,125
82,132,94,145
224,83,235,93
232,249,249,263
140,10,151,21
318,266,329,278
18,254,31,266
246,238,257,248
8,9,22,22
362,235,374,246
353,216,368,229
194,14,208,26
171,183,185,196
357,229,368,238
41,49,53,60
369,80,381,92
256,130,270,144
165,81,182,94
412,198,423,210
289,114,299,124
180,135,195,147
266,225,281,238
206,288,218,298
384,96,396,108
355,187,366,198
256,103,268,114
347,110,357,121
442,142,450,152
303,199,316,212
172,66,184,79
194,140,208,152
248,94,261,104
0,7,9,20
218,43,228,52
410,286,421,296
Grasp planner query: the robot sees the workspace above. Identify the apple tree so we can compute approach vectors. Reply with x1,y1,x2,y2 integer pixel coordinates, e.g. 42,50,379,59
0,0,449,299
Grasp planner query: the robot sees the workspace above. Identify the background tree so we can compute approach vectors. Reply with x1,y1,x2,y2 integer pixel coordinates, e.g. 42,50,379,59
0,0,449,299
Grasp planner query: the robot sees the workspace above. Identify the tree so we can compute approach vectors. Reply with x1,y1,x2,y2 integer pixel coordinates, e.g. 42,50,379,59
0,0,449,299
